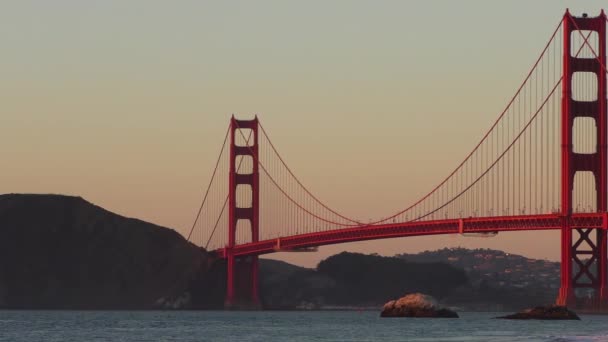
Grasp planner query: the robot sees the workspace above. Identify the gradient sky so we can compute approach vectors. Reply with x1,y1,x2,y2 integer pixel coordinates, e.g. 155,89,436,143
2,1,607,267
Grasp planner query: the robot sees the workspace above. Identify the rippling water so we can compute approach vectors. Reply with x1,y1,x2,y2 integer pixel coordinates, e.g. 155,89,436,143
2,310,608,341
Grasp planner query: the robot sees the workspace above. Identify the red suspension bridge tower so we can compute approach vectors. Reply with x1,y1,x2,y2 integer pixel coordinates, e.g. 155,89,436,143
558,10,607,308
225,116,260,308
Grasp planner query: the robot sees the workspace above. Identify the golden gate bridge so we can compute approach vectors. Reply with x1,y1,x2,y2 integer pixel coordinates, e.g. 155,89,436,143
187,10,608,310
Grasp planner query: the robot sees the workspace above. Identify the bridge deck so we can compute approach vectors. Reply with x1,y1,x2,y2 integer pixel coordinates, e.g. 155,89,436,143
217,213,606,257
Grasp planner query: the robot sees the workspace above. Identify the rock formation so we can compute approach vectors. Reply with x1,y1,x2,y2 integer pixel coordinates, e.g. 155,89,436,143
496,305,580,320
380,293,458,318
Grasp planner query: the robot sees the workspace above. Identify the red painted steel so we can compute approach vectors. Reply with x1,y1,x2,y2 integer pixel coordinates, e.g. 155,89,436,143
557,10,608,308
217,213,604,257
226,116,260,308
599,9,608,305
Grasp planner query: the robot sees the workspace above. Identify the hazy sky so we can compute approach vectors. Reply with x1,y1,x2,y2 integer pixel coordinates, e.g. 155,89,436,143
2,1,606,267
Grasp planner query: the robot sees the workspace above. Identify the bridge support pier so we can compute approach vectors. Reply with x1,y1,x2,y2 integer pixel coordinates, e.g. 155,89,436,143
557,10,608,311
557,225,608,309
225,116,261,309
225,253,260,309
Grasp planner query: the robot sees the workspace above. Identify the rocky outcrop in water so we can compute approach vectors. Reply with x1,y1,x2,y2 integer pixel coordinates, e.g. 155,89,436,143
380,293,458,318
496,305,580,320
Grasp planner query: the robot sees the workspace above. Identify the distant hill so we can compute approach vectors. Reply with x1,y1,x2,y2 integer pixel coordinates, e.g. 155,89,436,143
398,247,560,290
397,248,561,310
258,249,564,310
0,194,208,309
258,252,468,309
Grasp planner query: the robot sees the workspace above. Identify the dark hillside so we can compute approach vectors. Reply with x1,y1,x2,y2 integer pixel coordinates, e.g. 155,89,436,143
256,252,469,309
317,252,468,305
0,194,208,309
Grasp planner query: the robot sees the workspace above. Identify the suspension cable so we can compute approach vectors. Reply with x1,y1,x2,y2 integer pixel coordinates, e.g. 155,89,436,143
202,130,253,249
234,120,352,226
354,18,564,225
187,124,230,241
413,78,562,222
258,121,362,224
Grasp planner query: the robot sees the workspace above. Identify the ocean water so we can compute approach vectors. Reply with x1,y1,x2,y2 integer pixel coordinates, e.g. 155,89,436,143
1,310,608,342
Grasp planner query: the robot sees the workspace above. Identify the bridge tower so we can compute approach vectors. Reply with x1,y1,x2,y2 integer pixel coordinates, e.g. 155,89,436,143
225,116,260,309
558,10,608,309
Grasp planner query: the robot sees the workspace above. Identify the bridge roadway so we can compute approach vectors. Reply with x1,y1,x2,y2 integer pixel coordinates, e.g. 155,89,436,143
218,213,607,257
